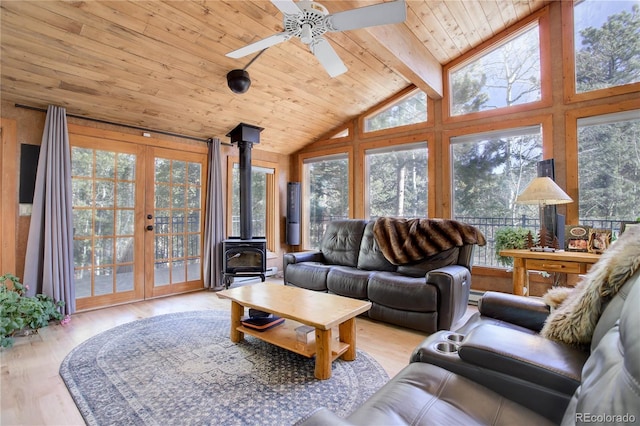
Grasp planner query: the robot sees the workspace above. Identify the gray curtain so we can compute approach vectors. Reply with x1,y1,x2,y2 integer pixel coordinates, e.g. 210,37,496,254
23,105,75,314
203,138,225,290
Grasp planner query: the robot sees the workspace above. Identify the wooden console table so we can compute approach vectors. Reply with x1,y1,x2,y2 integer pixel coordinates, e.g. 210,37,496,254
499,249,601,296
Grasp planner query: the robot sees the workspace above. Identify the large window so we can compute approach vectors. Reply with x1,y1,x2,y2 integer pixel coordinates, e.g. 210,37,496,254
303,154,349,249
229,160,277,252
574,1,640,94
450,23,541,116
231,164,273,238
577,110,640,231
365,142,428,218
452,126,543,267
364,89,427,132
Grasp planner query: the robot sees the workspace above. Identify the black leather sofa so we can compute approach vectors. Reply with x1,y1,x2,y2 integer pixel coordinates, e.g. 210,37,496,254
283,219,480,333
296,269,640,425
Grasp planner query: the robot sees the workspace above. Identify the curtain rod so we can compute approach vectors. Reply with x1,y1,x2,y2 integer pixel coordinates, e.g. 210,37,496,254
14,103,233,146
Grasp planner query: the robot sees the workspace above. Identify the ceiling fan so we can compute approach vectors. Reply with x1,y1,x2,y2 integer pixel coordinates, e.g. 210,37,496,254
226,0,407,78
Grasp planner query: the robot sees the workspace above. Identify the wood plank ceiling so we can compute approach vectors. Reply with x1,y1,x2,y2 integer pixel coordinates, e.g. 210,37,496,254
1,1,548,154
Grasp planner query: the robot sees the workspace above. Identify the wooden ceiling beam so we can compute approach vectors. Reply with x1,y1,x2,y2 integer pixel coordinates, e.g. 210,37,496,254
362,23,443,99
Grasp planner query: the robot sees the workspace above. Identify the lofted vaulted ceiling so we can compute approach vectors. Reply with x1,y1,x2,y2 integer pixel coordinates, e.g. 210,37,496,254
1,1,549,154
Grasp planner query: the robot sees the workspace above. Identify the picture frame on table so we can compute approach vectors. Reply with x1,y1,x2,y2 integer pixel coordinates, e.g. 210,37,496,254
565,225,590,252
588,229,611,254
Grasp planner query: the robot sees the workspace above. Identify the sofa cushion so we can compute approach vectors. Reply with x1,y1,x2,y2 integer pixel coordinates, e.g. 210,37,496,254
357,222,396,272
320,220,368,267
369,303,438,333
368,272,437,312
326,266,372,299
284,262,332,291
396,247,460,277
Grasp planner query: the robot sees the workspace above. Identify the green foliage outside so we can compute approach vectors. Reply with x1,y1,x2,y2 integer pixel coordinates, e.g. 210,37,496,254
0,274,66,348
494,228,531,267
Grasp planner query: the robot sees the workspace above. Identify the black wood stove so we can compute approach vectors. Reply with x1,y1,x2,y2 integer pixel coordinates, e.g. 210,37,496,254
222,123,267,288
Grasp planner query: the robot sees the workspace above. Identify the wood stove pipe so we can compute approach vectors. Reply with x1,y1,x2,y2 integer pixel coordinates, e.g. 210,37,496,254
226,123,264,241
238,140,252,240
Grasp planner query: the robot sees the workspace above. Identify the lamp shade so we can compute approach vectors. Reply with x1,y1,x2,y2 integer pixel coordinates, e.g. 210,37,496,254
516,177,573,205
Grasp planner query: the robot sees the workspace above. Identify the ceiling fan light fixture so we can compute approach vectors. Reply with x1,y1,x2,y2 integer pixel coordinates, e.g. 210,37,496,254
300,23,313,44
227,69,251,94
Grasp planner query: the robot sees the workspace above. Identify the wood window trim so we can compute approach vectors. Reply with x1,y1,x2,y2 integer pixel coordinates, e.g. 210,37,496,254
564,99,640,225
316,122,355,145
357,86,434,140
297,146,354,247
561,1,640,104
442,114,554,220
357,133,435,219
443,6,552,124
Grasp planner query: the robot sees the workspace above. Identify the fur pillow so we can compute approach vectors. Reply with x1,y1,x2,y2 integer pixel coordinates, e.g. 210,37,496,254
540,226,640,346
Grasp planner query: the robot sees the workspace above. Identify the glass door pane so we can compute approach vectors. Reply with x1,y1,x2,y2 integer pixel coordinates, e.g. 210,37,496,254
72,142,145,311
147,148,205,297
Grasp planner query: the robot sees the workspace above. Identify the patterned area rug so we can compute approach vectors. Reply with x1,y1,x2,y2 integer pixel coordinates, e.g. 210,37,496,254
60,310,388,425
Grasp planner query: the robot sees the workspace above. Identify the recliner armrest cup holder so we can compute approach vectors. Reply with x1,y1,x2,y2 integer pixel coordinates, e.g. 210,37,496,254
434,332,465,354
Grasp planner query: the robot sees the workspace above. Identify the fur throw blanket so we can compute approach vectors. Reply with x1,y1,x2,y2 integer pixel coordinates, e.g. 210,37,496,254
541,225,640,346
372,217,486,265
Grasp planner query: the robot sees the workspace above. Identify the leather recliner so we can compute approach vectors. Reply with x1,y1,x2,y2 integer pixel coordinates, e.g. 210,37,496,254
296,270,640,425
409,274,637,423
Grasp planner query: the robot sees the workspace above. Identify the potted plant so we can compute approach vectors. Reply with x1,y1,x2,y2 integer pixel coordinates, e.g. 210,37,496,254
494,227,531,267
0,273,68,348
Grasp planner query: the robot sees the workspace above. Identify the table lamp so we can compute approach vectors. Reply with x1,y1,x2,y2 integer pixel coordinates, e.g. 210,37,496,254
516,176,572,248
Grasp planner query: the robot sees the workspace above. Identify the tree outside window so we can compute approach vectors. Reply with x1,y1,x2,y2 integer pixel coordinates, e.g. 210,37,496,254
365,143,428,218
452,126,543,267
304,155,349,249
364,90,427,132
574,1,640,93
577,111,640,232
450,23,541,116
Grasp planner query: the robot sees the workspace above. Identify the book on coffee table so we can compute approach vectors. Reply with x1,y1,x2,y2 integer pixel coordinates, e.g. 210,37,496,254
241,315,285,331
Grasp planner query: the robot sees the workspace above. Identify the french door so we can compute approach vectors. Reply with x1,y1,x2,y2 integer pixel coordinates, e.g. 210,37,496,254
72,135,206,311
144,148,205,298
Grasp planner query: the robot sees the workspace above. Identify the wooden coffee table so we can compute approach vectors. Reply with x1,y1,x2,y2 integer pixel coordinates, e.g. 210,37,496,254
216,283,372,380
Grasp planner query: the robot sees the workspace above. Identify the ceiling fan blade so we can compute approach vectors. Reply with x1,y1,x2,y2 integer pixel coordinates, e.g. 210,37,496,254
310,38,347,78
328,0,406,32
271,0,301,15
226,33,290,59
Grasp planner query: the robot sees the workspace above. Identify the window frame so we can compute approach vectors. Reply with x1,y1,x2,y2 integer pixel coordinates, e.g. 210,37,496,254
358,86,433,139
565,99,640,225
361,139,431,219
443,114,554,220
562,1,640,104
444,6,552,123
297,147,353,249
226,156,279,253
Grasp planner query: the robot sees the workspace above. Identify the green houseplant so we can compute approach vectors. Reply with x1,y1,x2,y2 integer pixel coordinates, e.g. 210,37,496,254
494,227,531,267
0,273,67,348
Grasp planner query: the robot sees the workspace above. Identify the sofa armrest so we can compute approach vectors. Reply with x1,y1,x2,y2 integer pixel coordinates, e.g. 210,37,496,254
283,251,325,266
478,291,550,332
458,324,588,395
294,408,352,426
426,265,471,330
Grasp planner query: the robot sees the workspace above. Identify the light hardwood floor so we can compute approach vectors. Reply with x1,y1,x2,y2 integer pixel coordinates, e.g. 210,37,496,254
1,279,476,425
